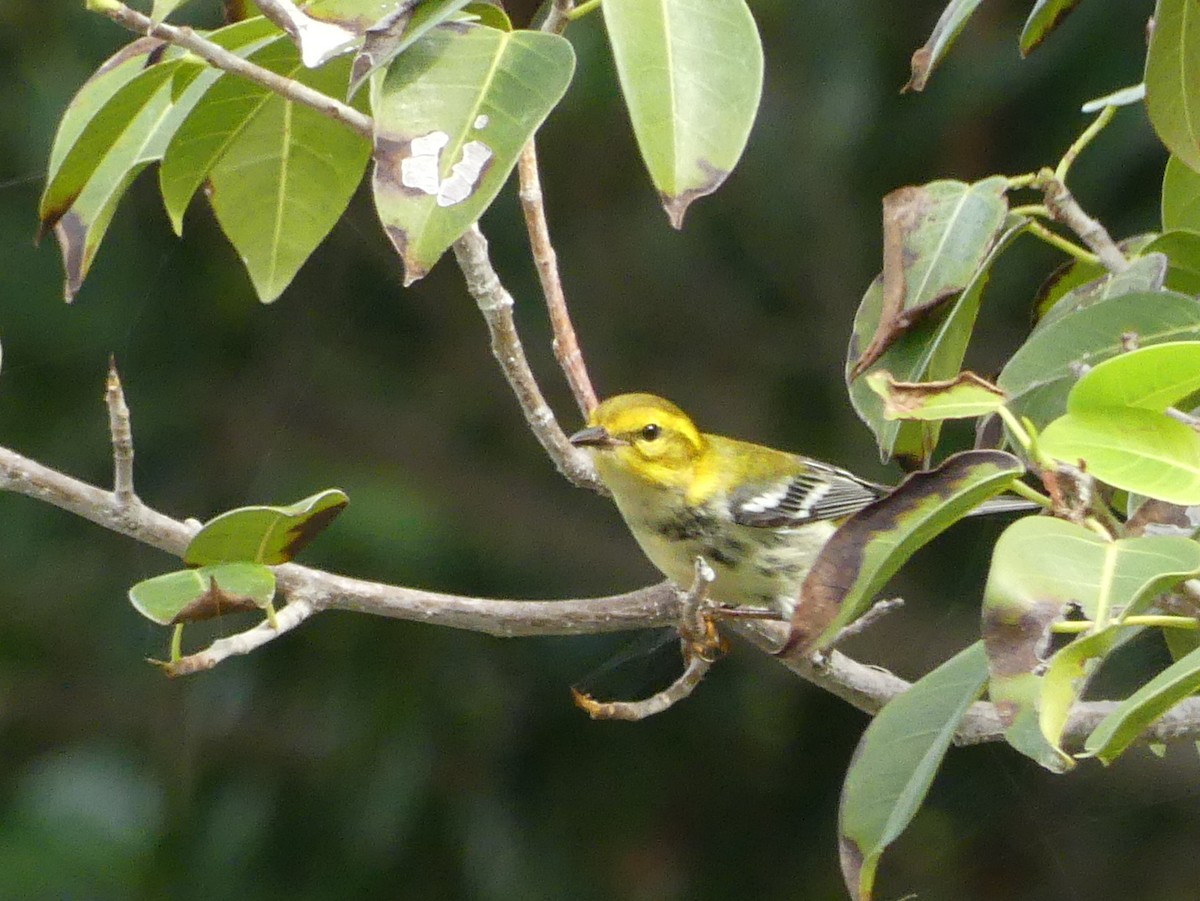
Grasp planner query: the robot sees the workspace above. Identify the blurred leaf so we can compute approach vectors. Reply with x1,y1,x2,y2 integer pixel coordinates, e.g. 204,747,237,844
1033,252,1167,332
1080,82,1145,112
848,206,1020,465
1030,234,1156,322
1084,640,1200,763
129,562,276,625
349,0,472,99
602,0,763,227
1066,341,1200,412
304,0,403,30
983,517,1200,771
1039,407,1200,504
183,489,349,565
1039,627,1125,761
1127,498,1200,537
866,370,1007,421
371,24,573,284
258,0,359,66
464,1,510,29
1020,0,1083,57
789,450,1024,654
166,39,371,301
1141,230,1200,294
904,0,985,92
998,290,1200,427
1162,154,1200,231
839,642,988,901
152,0,195,21
1146,0,1200,173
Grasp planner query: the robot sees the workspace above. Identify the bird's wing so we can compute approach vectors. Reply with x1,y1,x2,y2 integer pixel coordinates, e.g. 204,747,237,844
731,461,885,528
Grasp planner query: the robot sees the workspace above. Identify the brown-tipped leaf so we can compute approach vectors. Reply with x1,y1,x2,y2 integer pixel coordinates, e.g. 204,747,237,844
183,488,349,566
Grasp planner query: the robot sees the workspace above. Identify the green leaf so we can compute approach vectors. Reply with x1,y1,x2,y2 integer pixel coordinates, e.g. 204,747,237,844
1038,627,1126,762
349,0,474,99
982,517,1200,770
304,0,404,31
602,0,763,227
903,0,985,92
1141,230,1200,294
998,290,1200,427
129,562,276,625
152,0,195,22
847,200,1018,465
165,39,372,301
1033,251,1167,333
1019,0,1083,57
1039,406,1200,504
1066,341,1200,413
1084,640,1200,763
183,489,349,565
789,450,1024,654
1080,82,1145,113
1162,154,1200,231
1146,0,1200,173
371,24,574,284
1030,234,1157,323
865,370,1007,422
839,642,988,901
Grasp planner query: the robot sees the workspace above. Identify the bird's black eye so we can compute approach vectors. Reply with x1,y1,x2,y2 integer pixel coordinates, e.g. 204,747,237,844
640,423,661,441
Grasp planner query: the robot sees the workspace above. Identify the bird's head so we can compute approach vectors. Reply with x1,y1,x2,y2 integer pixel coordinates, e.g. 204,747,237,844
569,393,706,491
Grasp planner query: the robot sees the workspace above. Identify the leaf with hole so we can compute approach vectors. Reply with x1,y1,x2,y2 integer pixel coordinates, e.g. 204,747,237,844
184,489,349,565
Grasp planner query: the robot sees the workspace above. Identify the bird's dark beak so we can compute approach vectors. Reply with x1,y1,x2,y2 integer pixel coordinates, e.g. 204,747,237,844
569,425,623,448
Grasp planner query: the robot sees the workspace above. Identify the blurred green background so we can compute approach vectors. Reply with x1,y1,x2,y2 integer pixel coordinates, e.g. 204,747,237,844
2,1,1196,899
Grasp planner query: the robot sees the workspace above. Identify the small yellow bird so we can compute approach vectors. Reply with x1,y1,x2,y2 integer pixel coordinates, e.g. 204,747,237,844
569,393,1017,618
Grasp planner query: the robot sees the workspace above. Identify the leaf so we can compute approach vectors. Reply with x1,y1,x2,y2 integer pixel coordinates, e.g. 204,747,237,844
1080,82,1145,113
903,0,985,92
1033,252,1167,333
1162,154,1200,231
1146,0,1200,173
982,517,1200,771
1030,234,1157,323
865,370,1007,422
602,0,763,227
998,290,1200,427
1083,640,1200,763
1039,407,1200,504
1038,627,1125,761
303,0,405,31
1066,341,1200,413
168,39,372,301
1141,230,1200,294
1020,0,1083,57
839,642,988,901
371,24,574,284
152,0,196,22
348,0,473,99
183,489,349,565
847,205,1021,465
788,450,1024,655
129,562,276,625
259,0,359,66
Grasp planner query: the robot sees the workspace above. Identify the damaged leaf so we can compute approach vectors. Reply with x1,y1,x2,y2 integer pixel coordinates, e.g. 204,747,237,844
788,450,1024,655
371,24,573,284
348,0,474,99
603,0,762,227
982,517,1200,771
839,641,988,901
1020,0,1083,57
903,0,985,92
129,562,276,625
184,488,349,566
865,370,1007,422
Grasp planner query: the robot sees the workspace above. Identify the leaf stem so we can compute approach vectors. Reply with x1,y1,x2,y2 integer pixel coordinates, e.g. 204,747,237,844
1055,105,1116,184
1052,615,1199,634
1006,479,1052,509
995,404,1033,452
1009,204,1049,219
170,623,184,662
567,0,602,19
1024,220,1099,265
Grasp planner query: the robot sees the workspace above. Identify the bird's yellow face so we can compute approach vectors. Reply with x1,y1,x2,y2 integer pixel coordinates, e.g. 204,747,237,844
569,393,706,492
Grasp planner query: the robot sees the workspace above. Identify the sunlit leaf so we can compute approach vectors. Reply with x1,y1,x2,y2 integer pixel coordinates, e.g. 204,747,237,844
1146,0,1200,173
999,290,1200,427
603,0,763,227
129,562,276,625
1039,407,1200,504
982,517,1200,771
1066,341,1200,413
183,489,349,565
1084,640,1200,763
1020,0,1083,57
789,450,1024,654
903,0,984,92
371,24,574,284
865,370,1007,422
1162,154,1200,231
839,641,988,901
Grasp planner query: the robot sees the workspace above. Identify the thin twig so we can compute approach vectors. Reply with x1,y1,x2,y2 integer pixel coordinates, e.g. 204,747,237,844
161,595,317,675
1035,168,1129,274
452,225,602,491
541,0,576,35
517,140,598,417
105,357,136,506
828,598,904,648
92,0,373,140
